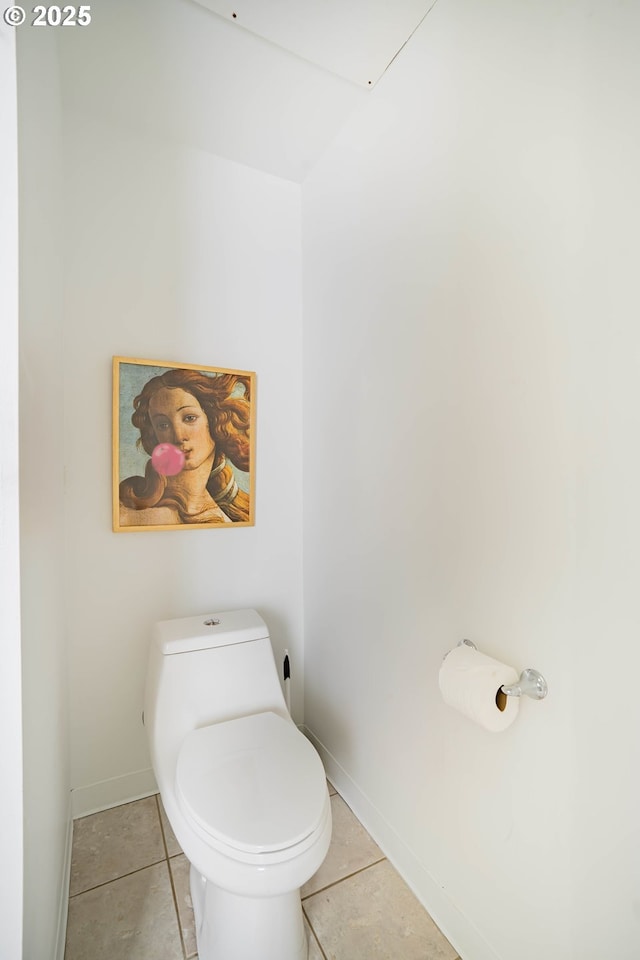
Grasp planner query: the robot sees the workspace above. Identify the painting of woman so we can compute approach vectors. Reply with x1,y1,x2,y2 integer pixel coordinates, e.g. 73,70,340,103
113,358,255,531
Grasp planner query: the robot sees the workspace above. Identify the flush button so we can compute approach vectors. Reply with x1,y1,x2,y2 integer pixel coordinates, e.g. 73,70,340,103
204,618,220,626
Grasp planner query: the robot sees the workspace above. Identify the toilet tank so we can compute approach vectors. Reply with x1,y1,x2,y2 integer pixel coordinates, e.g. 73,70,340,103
144,609,289,786
153,609,269,655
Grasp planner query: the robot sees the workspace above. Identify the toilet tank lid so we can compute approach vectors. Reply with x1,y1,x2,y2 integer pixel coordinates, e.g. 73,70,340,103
153,609,269,655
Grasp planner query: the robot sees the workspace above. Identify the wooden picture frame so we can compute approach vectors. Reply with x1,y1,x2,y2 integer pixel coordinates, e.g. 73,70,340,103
113,356,255,532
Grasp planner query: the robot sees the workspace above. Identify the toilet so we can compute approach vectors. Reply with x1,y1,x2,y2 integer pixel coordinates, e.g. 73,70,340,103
144,609,332,960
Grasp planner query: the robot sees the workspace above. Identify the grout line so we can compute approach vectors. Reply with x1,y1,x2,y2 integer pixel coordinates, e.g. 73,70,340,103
155,793,171,861
302,903,329,960
156,795,190,960
68,858,168,898
301,855,388,901
166,860,189,960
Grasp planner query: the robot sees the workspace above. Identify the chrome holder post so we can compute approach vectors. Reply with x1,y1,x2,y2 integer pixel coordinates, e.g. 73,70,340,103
501,668,548,700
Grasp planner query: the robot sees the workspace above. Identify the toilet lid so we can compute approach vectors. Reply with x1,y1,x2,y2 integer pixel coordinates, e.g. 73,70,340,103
175,712,327,855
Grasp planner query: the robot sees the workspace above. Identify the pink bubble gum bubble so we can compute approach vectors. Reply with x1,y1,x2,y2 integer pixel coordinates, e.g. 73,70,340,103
151,443,185,477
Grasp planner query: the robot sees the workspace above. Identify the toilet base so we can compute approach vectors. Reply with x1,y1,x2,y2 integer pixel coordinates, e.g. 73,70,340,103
190,865,308,960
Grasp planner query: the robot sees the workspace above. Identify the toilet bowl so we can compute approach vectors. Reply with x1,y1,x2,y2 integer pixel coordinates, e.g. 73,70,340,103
144,609,332,960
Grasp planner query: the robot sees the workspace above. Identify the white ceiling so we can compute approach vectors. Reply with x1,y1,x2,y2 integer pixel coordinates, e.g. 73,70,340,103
56,0,367,182
191,0,437,87
56,0,436,182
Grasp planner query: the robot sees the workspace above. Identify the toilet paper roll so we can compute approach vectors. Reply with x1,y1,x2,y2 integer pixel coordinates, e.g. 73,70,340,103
439,644,520,732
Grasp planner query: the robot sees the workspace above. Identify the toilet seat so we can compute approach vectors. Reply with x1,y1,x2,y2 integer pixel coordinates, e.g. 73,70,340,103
175,712,327,857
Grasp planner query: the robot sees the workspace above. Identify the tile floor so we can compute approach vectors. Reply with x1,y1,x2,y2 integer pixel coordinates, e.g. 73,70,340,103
64,783,460,960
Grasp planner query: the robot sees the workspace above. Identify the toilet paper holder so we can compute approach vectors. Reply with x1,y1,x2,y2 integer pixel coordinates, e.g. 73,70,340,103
458,639,548,700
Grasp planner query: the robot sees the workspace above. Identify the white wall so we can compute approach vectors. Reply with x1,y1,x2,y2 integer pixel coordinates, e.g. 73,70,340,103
16,27,71,960
302,1,640,958
61,111,304,815
0,21,24,960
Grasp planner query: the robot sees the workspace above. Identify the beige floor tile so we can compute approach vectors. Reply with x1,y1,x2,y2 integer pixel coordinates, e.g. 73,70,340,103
302,794,383,898
168,854,198,957
69,796,165,896
65,861,183,960
304,859,458,960
158,795,183,857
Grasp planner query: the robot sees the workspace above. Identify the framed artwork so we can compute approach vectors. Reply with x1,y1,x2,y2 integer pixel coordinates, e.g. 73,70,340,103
113,356,255,532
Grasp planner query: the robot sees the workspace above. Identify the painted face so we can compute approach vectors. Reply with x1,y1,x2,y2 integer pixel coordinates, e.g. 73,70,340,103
148,387,215,471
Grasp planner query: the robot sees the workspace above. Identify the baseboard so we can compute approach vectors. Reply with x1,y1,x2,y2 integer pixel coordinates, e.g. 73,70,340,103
54,797,73,960
71,767,158,820
303,725,499,960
